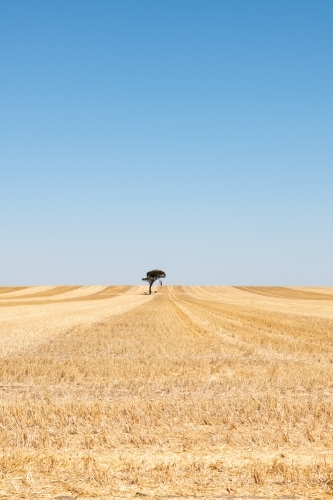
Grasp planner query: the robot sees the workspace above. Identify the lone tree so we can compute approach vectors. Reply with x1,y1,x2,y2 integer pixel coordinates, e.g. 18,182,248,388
142,269,166,295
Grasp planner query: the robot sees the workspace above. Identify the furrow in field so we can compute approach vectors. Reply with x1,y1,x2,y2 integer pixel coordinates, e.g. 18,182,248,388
168,289,300,362
171,290,333,359
173,296,326,362
169,290,291,360
186,286,333,318
168,295,247,358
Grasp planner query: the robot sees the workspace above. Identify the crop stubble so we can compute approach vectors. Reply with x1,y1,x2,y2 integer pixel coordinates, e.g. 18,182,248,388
0,285,333,498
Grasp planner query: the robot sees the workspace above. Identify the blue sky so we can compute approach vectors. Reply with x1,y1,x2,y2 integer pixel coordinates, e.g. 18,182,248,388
1,0,332,285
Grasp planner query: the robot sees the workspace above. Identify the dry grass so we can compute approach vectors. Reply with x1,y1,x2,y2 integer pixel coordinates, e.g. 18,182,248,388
0,285,333,499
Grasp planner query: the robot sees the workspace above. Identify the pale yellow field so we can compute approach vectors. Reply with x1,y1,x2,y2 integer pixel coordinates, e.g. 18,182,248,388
0,285,333,499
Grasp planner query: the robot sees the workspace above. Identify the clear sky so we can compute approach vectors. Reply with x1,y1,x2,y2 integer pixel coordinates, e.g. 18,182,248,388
1,0,332,285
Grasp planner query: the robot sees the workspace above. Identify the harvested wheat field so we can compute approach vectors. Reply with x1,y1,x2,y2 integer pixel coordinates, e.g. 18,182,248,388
1,285,333,499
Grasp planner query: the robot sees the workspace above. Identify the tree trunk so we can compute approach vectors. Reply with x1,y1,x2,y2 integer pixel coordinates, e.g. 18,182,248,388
149,282,152,294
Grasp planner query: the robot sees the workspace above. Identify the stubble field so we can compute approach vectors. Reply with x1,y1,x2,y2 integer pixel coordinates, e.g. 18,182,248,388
0,285,333,499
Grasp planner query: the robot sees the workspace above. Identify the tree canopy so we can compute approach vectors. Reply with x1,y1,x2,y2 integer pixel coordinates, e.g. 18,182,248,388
142,269,166,294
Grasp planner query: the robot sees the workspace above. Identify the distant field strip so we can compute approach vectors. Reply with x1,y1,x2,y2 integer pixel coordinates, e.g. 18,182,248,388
0,286,29,295
0,286,333,498
0,285,81,300
235,286,333,300
0,285,53,298
15,285,81,298
0,285,131,307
